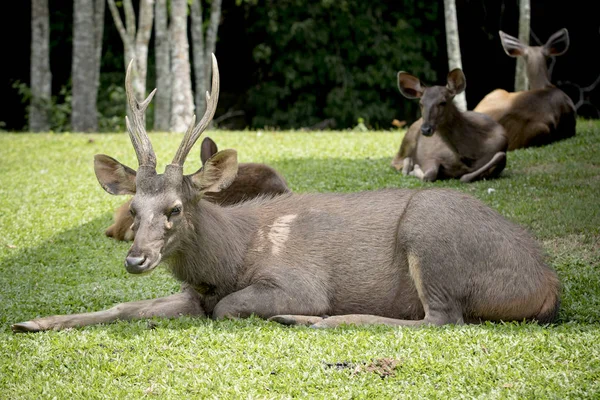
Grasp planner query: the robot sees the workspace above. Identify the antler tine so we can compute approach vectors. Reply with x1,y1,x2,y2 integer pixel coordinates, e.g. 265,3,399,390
171,54,220,166
125,59,158,168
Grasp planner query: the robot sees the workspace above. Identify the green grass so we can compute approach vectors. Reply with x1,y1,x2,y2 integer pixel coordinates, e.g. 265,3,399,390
1,121,599,398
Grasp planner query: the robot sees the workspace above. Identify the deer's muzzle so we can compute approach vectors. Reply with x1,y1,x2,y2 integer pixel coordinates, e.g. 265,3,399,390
124,253,162,274
421,125,435,136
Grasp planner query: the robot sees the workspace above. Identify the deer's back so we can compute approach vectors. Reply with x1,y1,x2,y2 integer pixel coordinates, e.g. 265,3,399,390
206,162,290,205
475,87,576,150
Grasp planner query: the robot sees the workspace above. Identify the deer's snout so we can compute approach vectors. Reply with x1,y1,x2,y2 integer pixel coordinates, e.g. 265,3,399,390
421,125,434,136
125,256,147,273
124,250,162,274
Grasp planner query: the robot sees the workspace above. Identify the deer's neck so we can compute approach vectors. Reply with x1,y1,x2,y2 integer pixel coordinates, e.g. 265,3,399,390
436,105,480,160
167,200,257,294
526,59,552,90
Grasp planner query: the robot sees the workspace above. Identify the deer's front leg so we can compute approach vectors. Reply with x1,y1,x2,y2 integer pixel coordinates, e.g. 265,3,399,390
212,282,328,321
11,286,205,333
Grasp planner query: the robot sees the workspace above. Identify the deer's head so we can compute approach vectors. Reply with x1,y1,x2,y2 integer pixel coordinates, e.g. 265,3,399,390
94,55,238,274
499,28,569,90
397,68,466,136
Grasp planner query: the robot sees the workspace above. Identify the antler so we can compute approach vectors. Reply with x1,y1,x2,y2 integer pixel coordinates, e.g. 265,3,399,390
125,60,158,168
171,54,220,167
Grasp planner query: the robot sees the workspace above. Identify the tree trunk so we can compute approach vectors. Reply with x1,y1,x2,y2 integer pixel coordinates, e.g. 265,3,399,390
190,0,222,121
92,0,105,126
443,0,467,111
190,0,206,113
153,0,171,131
170,0,194,132
204,0,222,91
30,0,51,132
72,0,98,132
107,0,154,104
135,0,154,99
515,0,530,91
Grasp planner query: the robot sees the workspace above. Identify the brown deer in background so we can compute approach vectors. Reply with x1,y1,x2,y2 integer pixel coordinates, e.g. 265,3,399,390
391,69,508,183
12,55,559,332
474,29,576,150
103,136,290,241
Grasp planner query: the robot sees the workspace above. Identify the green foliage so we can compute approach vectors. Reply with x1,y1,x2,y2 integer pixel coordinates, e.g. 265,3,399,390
12,81,72,133
12,79,129,133
244,0,441,129
0,120,599,397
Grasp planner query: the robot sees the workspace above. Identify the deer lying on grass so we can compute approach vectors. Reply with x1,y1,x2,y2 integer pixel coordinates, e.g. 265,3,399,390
474,29,576,150
12,55,560,332
391,69,508,183
103,136,290,241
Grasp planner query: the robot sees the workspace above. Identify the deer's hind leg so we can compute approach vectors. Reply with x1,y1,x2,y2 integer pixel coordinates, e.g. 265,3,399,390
270,252,464,329
304,253,464,328
460,152,506,183
11,286,205,333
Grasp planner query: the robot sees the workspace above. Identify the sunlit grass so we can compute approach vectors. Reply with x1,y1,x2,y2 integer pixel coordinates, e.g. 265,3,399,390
0,121,599,398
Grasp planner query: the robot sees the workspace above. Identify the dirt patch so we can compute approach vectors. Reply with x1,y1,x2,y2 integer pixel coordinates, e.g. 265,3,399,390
324,358,402,379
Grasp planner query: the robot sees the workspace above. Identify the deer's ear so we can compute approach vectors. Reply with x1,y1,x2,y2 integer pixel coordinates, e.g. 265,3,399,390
543,28,569,57
397,72,426,99
94,154,137,195
200,137,219,165
499,31,527,57
446,68,466,96
191,149,238,194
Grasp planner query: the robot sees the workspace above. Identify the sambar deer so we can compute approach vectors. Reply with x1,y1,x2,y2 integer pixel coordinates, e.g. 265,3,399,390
12,55,559,332
104,136,290,241
474,28,576,150
391,69,508,183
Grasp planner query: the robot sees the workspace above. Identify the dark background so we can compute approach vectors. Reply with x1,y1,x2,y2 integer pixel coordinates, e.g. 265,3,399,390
2,0,599,131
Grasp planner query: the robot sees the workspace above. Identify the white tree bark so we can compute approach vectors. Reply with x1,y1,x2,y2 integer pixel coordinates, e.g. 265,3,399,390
205,0,222,92
92,0,105,125
30,0,51,132
190,0,206,112
515,0,530,91
191,0,222,114
170,0,194,132
107,0,154,102
153,0,171,131
443,0,467,111
72,0,98,132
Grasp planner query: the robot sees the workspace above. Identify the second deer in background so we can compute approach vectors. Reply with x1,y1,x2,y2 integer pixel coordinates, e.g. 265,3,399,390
474,29,576,150
392,69,508,183
103,136,290,241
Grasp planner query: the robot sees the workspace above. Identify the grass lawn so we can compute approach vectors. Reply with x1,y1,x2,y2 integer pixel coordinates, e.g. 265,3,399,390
0,120,599,398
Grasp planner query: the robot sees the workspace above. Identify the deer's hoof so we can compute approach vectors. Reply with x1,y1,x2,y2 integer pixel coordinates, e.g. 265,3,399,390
11,321,42,333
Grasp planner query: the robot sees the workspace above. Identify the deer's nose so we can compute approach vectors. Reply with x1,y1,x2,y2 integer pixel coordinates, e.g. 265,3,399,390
421,125,434,136
125,256,146,271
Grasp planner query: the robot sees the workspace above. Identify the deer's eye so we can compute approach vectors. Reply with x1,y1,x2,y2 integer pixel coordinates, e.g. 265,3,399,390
440,101,447,106
169,206,182,217
129,208,136,217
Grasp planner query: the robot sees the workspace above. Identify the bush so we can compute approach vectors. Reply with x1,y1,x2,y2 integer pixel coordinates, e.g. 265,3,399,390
244,0,441,129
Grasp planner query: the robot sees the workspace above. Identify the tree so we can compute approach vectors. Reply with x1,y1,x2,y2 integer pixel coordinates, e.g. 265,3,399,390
153,0,170,131
170,0,194,132
72,0,104,132
30,0,51,132
107,0,154,103
515,0,530,91
191,0,222,113
443,0,467,111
